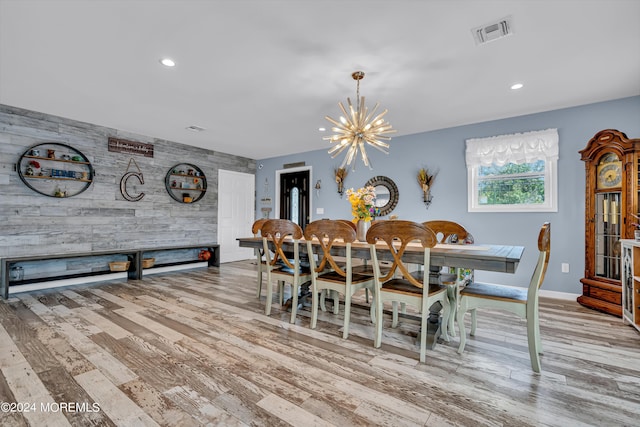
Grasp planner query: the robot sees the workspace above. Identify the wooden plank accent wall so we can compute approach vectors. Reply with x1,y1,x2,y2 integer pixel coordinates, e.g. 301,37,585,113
0,104,255,277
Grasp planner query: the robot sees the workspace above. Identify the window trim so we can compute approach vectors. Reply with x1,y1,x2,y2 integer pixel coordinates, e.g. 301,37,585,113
466,129,559,213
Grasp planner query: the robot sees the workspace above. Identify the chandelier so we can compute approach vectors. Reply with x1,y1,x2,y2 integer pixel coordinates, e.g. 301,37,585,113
324,71,396,169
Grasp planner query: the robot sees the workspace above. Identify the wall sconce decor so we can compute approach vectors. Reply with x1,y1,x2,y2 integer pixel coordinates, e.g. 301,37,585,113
315,179,322,196
260,178,272,205
417,168,436,208
334,167,348,197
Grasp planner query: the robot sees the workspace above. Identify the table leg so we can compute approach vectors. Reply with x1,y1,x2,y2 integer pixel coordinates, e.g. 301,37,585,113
446,284,457,337
424,301,443,350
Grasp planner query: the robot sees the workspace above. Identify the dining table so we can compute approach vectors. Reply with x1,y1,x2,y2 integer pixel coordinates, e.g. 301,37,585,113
237,235,524,347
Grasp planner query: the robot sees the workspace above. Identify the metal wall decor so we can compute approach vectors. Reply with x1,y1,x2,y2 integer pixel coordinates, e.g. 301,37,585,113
334,167,348,197
165,163,207,203
365,175,399,216
17,142,94,198
417,168,436,209
120,158,145,202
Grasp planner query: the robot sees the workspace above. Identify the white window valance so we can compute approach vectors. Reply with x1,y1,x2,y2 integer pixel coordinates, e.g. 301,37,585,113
465,128,559,167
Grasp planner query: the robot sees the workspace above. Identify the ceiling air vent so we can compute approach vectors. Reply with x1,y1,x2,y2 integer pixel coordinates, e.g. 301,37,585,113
186,125,206,132
472,16,513,45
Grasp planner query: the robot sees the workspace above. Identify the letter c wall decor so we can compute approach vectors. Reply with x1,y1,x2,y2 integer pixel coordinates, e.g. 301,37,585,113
120,158,145,202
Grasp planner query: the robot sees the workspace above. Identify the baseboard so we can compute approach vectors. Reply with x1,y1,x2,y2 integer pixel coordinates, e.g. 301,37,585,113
539,289,581,301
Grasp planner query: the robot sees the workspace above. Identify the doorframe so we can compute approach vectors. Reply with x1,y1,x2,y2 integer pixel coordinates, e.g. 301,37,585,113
274,165,313,222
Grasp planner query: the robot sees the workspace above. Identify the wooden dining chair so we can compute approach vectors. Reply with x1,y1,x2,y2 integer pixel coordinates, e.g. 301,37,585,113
335,219,392,303
457,222,551,373
251,218,269,299
367,220,450,363
261,219,312,324
304,220,375,339
423,220,470,244
319,219,355,310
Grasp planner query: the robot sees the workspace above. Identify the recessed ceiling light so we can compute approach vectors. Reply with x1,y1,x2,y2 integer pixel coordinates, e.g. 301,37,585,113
510,83,524,90
160,58,176,67
318,127,326,132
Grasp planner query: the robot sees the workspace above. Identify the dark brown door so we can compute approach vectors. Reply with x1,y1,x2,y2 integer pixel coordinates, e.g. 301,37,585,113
279,170,310,229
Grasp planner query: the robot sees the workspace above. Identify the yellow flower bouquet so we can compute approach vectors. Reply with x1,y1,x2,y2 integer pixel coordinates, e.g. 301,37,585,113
345,185,376,222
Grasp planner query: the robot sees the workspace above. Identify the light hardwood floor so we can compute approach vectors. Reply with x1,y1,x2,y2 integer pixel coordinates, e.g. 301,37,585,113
1,261,639,426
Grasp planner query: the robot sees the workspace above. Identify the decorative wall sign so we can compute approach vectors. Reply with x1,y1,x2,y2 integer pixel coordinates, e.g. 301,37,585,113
120,158,145,202
108,137,154,158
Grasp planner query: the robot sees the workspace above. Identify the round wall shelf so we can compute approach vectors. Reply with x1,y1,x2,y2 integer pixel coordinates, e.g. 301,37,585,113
17,142,94,198
165,163,207,203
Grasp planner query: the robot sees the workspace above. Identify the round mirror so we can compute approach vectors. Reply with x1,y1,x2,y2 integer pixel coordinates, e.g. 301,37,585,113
365,176,399,216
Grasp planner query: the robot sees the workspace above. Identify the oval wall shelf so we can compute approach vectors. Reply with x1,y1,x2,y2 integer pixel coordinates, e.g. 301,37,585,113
165,163,207,203
17,142,94,198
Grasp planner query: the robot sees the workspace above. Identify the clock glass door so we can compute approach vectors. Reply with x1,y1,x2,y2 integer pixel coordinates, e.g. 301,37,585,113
595,192,621,280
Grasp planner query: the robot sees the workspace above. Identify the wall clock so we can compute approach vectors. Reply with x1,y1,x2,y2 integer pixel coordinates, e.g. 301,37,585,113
579,129,640,317
596,157,622,189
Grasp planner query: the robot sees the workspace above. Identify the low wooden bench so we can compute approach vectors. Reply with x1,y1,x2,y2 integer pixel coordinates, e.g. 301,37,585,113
1,244,220,299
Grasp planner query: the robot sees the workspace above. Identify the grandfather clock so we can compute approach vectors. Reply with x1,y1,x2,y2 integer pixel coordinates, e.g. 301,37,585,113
579,129,640,316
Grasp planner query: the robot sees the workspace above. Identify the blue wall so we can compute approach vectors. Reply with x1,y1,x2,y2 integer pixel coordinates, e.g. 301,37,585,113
256,96,640,295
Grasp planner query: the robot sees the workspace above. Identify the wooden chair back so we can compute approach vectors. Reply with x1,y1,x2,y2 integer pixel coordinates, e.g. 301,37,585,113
366,220,438,287
422,220,468,244
260,219,303,270
336,219,357,231
304,220,356,277
252,218,269,259
531,222,551,293
252,218,268,236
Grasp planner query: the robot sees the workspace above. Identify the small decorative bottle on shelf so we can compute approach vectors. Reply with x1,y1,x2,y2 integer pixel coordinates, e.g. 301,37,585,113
9,266,24,281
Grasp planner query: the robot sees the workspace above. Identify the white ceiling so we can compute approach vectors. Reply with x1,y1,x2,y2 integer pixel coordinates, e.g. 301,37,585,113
1,1,639,160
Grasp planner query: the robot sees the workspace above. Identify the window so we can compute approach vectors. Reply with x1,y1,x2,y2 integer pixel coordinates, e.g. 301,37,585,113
466,128,558,212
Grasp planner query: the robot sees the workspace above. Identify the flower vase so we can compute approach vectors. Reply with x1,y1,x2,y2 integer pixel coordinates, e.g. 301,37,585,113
356,220,370,242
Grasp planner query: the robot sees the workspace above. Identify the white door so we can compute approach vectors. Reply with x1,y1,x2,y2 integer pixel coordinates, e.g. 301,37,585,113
218,169,255,263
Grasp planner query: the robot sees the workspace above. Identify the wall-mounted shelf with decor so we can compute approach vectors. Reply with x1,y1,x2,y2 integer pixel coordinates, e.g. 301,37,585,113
17,142,94,198
165,163,207,203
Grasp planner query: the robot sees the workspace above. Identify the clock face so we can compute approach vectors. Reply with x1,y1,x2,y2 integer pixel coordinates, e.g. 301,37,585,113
597,161,622,189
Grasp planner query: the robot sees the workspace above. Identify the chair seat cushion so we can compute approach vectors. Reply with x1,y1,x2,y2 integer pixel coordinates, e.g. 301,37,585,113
461,282,527,303
439,272,458,284
273,258,310,275
381,279,446,296
352,264,391,276
277,265,311,275
408,270,456,284
317,270,373,284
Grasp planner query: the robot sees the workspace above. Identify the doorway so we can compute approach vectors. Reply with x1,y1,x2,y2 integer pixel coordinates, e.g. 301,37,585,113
217,169,255,262
276,167,311,230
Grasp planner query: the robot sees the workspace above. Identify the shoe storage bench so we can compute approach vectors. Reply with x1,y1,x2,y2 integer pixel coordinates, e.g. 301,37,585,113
1,244,219,299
